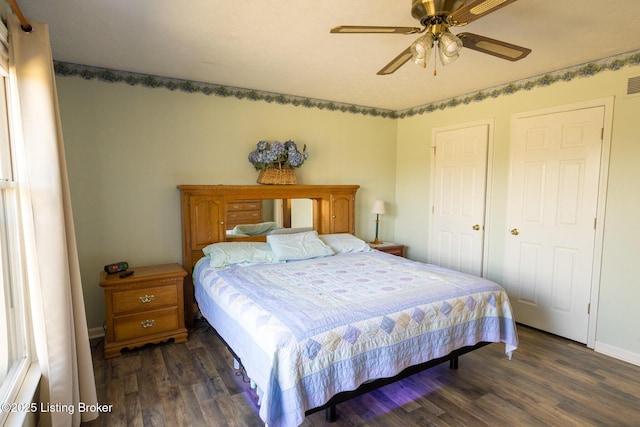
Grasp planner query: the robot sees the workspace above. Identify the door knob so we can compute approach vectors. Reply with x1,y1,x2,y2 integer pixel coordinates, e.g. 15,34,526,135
472,224,481,231
510,228,520,235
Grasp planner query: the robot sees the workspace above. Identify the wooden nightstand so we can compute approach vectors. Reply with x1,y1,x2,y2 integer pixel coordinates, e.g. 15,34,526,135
99,263,188,359
369,242,405,257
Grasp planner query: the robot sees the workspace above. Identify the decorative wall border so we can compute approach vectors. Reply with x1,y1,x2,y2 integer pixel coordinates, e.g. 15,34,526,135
397,50,640,118
54,49,640,120
53,62,398,119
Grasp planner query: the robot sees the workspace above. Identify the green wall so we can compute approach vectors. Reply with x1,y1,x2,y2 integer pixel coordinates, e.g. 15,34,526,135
56,77,398,332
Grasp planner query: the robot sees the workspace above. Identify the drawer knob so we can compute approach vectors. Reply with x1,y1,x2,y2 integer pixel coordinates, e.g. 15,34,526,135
140,319,156,328
139,294,155,303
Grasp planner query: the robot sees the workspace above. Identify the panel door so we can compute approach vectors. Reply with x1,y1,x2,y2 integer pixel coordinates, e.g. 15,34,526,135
504,106,604,343
430,124,489,276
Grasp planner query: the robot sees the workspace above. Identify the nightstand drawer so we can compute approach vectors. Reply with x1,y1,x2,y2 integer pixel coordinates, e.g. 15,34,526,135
382,246,404,257
114,307,179,341
112,284,178,314
369,242,405,257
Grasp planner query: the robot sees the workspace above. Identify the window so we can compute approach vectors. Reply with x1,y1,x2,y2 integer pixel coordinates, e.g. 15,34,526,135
0,19,34,424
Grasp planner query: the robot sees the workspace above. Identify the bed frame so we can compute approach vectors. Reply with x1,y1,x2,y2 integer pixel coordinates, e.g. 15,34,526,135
212,327,489,422
178,184,490,422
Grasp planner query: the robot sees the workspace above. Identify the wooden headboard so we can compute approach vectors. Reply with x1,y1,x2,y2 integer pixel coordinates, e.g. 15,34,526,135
178,184,360,327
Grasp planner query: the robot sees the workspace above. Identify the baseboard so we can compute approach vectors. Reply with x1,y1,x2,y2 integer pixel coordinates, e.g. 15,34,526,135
88,326,105,340
594,341,640,367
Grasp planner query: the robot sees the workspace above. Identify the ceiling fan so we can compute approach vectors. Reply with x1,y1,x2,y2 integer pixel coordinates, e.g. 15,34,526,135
331,0,531,75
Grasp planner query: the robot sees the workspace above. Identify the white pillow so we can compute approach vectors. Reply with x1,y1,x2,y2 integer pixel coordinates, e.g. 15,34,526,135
202,242,277,267
267,230,335,261
319,233,372,254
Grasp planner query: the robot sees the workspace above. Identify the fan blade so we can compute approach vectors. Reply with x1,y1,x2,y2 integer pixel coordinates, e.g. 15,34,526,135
449,0,517,26
331,26,422,35
377,47,414,75
458,32,531,61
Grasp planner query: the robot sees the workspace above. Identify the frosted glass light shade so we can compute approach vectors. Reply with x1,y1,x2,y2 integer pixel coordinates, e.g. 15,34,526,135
437,29,462,66
438,46,459,65
439,30,463,57
410,33,434,66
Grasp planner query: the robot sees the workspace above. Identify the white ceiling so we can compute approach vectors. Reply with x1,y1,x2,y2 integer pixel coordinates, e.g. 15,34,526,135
14,0,640,111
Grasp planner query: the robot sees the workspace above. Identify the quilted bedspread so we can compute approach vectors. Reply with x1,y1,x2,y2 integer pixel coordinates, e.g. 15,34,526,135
194,251,518,427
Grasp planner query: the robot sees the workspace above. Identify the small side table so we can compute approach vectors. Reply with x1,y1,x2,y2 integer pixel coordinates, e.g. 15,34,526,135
369,242,405,257
99,263,188,359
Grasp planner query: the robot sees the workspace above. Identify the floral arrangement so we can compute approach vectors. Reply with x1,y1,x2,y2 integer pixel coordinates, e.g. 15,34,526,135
248,140,309,170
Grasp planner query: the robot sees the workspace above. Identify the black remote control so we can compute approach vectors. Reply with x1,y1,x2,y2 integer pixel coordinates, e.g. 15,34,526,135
119,270,134,278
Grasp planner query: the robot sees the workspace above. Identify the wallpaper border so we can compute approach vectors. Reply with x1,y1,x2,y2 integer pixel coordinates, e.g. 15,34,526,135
53,62,398,119
54,49,640,119
398,50,640,118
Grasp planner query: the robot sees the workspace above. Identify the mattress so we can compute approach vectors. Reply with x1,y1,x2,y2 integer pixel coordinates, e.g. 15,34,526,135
194,250,518,426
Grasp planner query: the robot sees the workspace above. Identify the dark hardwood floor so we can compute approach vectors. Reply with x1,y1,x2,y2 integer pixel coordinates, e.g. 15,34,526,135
83,319,640,426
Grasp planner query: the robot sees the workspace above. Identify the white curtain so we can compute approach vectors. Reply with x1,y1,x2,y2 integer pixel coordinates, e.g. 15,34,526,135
8,15,98,426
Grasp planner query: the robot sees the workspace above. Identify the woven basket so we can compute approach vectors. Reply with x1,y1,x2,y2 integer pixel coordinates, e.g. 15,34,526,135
257,165,297,185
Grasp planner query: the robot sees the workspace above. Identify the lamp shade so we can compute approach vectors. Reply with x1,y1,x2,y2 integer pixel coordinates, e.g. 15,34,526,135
439,30,463,58
371,200,386,215
410,33,434,67
438,30,462,66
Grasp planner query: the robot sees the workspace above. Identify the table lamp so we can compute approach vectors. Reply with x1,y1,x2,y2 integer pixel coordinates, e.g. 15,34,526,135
370,200,385,244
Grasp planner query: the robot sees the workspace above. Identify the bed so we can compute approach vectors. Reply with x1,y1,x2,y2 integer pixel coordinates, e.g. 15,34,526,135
178,185,518,427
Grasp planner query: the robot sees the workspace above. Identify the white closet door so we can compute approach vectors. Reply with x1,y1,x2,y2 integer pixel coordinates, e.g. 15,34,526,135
504,106,604,343
430,124,489,276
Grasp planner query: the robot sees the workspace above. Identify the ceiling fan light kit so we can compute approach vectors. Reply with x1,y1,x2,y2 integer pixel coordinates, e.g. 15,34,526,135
439,30,463,57
410,33,434,66
331,0,531,75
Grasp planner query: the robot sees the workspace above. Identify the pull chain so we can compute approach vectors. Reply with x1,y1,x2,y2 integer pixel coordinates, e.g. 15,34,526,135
433,46,438,76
